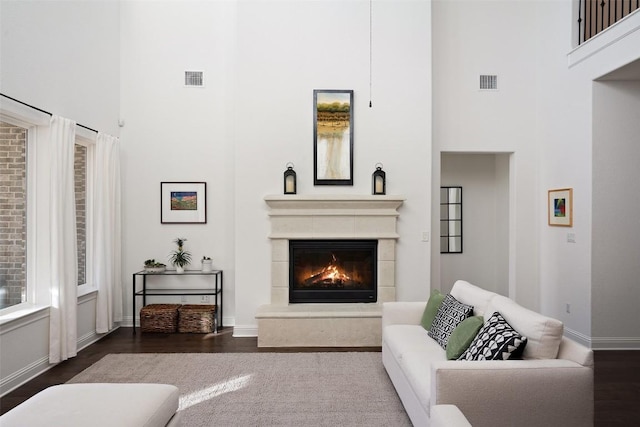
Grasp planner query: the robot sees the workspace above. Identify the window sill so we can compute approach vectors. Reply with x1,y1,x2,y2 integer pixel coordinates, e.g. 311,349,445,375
78,285,98,298
0,289,98,327
0,304,50,328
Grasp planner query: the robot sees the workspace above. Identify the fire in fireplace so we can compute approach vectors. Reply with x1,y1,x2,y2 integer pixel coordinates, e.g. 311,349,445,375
289,240,377,303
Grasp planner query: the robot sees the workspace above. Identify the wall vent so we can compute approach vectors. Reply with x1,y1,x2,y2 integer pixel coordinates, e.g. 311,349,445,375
184,71,204,87
479,74,498,91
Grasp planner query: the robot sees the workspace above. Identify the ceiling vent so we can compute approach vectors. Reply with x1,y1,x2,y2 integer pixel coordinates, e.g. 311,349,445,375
479,74,498,91
184,71,204,87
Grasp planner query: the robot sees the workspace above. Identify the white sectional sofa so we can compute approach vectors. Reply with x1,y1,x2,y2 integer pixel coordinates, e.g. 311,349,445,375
382,280,594,427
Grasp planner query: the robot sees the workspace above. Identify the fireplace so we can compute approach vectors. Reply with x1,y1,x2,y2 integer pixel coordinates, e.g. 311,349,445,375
259,195,404,347
289,240,377,303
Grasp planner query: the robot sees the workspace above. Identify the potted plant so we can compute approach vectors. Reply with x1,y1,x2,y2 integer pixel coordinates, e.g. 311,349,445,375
144,259,166,273
201,256,213,273
169,237,192,273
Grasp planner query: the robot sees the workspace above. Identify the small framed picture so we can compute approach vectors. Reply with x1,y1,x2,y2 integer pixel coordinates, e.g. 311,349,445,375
548,188,573,227
161,182,207,224
313,89,354,186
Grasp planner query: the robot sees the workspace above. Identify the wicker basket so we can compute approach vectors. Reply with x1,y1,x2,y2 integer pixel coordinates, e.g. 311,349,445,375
178,304,217,333
140,304,181,333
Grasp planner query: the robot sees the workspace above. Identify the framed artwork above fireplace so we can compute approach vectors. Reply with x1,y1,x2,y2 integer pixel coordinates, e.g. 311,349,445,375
313,89,354,186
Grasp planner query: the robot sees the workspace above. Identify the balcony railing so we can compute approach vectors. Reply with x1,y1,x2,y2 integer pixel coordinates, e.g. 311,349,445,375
578,0,639,44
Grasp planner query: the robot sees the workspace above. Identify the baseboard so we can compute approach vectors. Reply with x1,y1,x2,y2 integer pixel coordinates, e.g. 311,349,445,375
0,326,117,397
233,325,258,337
561,327,640,350
591,336,640,350
564,327,592,348
0,355,51,397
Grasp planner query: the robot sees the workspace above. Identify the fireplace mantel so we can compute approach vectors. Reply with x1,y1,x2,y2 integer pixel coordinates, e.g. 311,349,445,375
264,194,405,211
257,195,404,347
264,194,404,240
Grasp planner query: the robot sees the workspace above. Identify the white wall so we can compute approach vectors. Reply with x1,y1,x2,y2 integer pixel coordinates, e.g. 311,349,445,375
232,0,432,332
0,0,120,134
431,0,539,309
119,0,237,327
0,0,120,394
440,153,509,296
118,0,432,334
534,0,593,343
592,80,640,348
536,1,640,346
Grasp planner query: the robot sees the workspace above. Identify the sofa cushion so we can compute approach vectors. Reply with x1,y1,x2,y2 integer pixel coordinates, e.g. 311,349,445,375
383,324,446,363
458,312,528,361
384,327,446,413
486,295,564,359
421,289,445,331
400,349,436,412
428,294,474,349
450,280,497,317
446,315,484,360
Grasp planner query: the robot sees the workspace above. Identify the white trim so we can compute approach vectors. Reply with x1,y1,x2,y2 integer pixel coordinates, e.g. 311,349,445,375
0,101,49,127
0,324,118,397
233,325,257,337
564,327,592,348
568,9,640,68
77,289,98,303
0,117,36,315
75,125,97,141
75,134,96,291
0,306,49,332
0,355,51,397
591,336,640,350
77,330,101,352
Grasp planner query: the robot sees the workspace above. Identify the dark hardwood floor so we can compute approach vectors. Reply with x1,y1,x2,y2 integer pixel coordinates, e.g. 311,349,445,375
1,327,638,426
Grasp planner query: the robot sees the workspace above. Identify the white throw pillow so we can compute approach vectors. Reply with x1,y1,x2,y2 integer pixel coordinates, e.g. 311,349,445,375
450,280,497,317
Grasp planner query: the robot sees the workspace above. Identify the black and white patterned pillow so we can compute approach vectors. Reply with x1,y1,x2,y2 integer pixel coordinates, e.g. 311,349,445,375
458,312,528,361
428,294,474,349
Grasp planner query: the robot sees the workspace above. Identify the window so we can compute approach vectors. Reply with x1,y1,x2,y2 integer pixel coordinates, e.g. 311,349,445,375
75,133,95,294
0,121,28,309
1,117,96,314
1,103,98,316
75,143,87,286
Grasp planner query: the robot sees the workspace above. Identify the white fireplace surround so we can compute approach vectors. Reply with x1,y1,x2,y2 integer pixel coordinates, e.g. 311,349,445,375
256,194,404,347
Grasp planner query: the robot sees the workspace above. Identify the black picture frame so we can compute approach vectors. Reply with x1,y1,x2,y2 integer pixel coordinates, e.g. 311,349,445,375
313,89,354,186
160,182,207,224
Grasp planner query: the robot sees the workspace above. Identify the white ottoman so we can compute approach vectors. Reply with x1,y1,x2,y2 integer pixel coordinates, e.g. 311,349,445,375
431,404,472,427
0,383,181,427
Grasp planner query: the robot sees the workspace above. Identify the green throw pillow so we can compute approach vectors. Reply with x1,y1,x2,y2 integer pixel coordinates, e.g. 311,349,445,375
446,315,484,360
420,289,445,331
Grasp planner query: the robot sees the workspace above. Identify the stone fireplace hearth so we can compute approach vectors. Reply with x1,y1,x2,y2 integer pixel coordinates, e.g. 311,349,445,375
256,195,404,347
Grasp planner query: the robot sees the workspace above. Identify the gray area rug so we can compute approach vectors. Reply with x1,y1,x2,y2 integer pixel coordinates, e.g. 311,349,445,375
68,352,411,426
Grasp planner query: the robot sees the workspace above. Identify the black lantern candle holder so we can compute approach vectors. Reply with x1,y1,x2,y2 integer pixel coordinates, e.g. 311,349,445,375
372,163,386,195
284,162,297,194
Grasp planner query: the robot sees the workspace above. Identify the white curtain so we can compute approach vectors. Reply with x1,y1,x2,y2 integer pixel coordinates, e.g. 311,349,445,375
49,115,78,363
94,133,122,333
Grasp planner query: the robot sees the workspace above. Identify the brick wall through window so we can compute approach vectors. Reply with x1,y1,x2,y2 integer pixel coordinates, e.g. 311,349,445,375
75,144,86,285
0,121,27,309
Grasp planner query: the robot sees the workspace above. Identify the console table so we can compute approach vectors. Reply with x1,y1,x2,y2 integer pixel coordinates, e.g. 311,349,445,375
132,270,223,333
